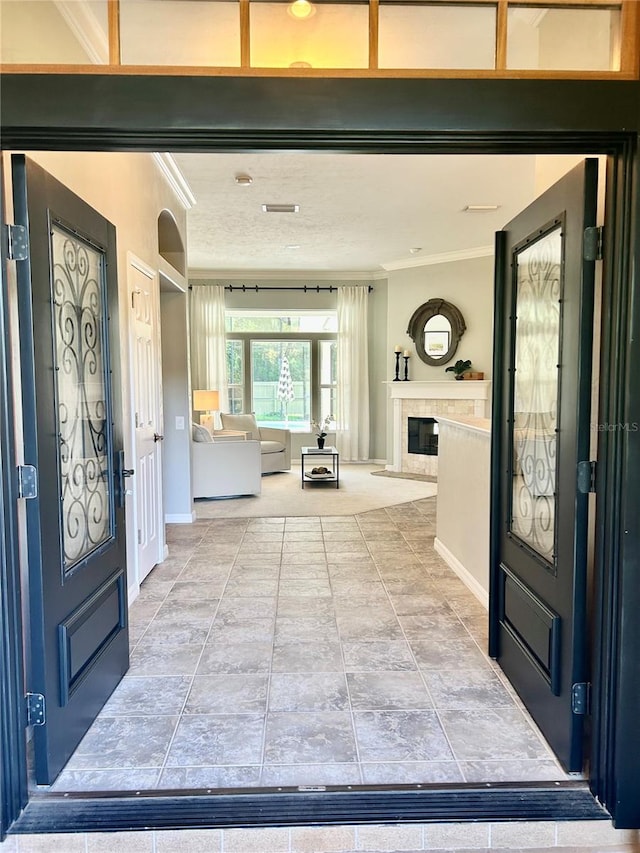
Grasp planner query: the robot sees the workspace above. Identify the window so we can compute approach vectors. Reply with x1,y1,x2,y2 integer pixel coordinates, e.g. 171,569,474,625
225,310,337,431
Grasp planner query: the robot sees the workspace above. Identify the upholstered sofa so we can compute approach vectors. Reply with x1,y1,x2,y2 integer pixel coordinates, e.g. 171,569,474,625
191,423,262,498
219,413,291,474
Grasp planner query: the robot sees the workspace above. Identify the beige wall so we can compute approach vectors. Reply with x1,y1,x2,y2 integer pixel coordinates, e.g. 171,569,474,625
386,255,494,384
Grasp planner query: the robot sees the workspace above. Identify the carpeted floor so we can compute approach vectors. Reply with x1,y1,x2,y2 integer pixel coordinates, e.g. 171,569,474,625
194,463,438,518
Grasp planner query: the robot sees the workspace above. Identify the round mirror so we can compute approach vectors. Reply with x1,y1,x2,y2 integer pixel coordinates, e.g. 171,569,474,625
407,298,466,366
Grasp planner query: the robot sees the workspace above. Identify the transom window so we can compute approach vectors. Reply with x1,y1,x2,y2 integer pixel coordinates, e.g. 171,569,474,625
0,0,635,78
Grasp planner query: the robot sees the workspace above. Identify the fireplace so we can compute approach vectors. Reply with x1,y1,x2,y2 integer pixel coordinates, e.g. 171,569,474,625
408,417,439,456
385,380,491,476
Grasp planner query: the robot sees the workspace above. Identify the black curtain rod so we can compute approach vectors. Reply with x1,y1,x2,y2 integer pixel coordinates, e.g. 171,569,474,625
189,284,374,293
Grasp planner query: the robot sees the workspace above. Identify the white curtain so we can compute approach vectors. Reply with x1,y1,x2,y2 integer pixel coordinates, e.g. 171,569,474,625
336,285,370,461
189,284,228,415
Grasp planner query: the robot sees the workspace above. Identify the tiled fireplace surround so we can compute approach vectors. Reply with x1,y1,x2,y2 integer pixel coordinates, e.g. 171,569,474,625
386,381,492,476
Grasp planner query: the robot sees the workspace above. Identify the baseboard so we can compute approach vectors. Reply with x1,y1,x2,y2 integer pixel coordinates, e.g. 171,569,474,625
434,537,489,609
165,511,196,524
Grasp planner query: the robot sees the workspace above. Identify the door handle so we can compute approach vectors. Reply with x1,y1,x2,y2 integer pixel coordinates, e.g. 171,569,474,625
153,433,164,443
115,451,135,508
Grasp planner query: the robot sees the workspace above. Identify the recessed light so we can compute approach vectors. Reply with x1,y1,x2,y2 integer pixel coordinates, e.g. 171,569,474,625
234,173,253,185
463,204,500,211
262,204,300,213
409,247,422,254
285,244,301,250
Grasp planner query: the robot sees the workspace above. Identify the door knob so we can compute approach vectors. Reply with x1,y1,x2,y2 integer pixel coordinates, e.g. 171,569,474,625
153,433,164,442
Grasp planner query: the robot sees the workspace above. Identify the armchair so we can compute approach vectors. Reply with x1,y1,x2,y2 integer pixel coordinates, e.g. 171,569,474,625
219,413,291,474
191,423,261,498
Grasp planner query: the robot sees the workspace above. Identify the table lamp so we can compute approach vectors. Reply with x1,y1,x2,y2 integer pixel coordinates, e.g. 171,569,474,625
193,389,219,432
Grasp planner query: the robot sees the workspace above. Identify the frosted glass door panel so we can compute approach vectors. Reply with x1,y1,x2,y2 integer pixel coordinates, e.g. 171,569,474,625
51,225,113,571
379,3,496,69
510,225,562,566
507,6,621,71
120,0,240,66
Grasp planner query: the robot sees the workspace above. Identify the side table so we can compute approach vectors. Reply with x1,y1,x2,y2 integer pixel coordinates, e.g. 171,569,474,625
301,446,340,489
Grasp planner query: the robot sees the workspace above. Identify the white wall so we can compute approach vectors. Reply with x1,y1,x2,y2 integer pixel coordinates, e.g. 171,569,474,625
4,151,188,602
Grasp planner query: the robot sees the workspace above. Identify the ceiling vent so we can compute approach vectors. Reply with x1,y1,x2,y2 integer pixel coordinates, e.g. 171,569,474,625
262,204,300,213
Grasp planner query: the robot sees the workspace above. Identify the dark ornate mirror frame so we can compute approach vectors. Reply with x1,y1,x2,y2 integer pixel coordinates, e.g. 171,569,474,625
407,298,467,366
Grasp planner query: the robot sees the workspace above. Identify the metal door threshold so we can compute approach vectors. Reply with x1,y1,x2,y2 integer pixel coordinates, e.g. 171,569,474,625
9,781,609,834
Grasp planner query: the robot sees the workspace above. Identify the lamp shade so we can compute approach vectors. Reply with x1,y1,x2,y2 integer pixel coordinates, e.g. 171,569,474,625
193,389,219,411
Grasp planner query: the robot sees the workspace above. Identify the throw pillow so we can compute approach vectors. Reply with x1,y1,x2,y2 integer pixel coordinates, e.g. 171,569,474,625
192,422,213,443
220,412,260,441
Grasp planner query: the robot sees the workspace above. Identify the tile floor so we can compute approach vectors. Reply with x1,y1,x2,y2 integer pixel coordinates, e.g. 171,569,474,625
49,497,570,792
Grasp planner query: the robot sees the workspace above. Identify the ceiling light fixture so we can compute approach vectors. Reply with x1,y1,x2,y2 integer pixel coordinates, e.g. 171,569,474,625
288,0,315,19
262,204,300,213
463,204,500,211
235,174,253,185
289,61,312,69
285,244,301,250
409,247,422,254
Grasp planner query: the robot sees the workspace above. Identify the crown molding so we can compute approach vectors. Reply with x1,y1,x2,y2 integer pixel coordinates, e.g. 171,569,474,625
152,153,197,210
382,245,494,271
54,0,109,64
188,268,388,281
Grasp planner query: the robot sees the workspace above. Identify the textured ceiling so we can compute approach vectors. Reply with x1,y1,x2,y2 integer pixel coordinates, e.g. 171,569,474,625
172,152,581,275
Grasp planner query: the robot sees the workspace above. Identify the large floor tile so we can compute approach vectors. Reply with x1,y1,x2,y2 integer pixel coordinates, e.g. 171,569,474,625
66,716,178,769
51,768,160,792
410,638,492,670
159,765,261,789
269,672,349,712
185,674,268,714
128,643,203,677
264,712,357,764
166,715,265,766
361,761,463,785
439,708,552,761
208,617,275,644
275,616,339,643
272,640,343,672
101,676,191,716
260,763,361,786
460,759,567,782
423,669,515,710
196,642,273,674
353,710,453,761
346,671,433,710
342,639,416,672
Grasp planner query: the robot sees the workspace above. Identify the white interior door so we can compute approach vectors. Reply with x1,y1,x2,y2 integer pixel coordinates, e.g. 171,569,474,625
129,256,163,584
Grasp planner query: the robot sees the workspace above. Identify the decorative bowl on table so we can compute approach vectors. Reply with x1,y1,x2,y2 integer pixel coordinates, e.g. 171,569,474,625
306,466,333,479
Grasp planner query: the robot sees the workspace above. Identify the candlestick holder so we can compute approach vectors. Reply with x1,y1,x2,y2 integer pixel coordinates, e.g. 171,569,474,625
393,351,401,381
403,356,410,381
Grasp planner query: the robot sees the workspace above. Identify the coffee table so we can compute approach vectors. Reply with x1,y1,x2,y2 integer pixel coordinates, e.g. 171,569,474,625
301,446,340,489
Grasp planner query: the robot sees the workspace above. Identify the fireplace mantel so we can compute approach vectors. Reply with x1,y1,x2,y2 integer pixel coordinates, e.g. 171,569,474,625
384,380,492,474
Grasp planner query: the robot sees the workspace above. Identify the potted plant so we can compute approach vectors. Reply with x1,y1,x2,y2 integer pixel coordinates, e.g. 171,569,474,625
311,414,333,449
445,359,472,380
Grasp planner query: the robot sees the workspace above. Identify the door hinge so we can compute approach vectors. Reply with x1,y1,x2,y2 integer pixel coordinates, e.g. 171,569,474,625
577,460,597,494
16,464,38,499
571,682,591,716
2,224,29,262
583,226,604,262
25,692,45,726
